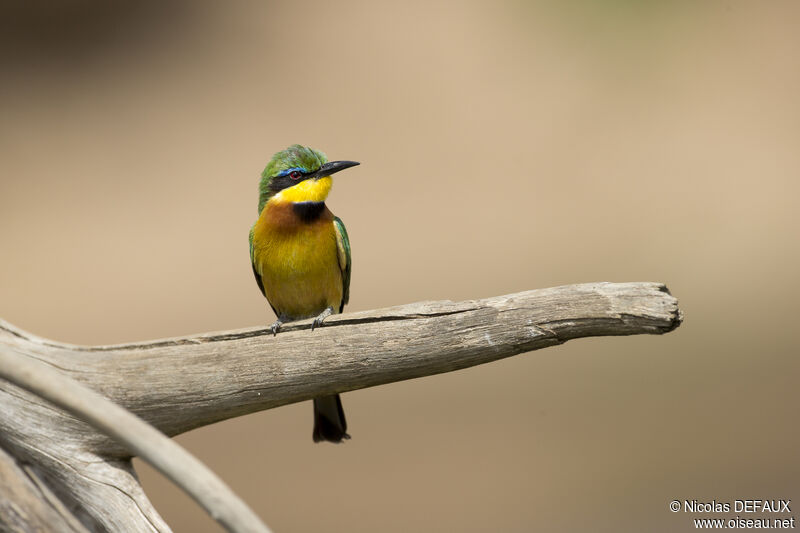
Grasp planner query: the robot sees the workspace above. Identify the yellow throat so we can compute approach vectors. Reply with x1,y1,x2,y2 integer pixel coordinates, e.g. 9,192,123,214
271,176,333,205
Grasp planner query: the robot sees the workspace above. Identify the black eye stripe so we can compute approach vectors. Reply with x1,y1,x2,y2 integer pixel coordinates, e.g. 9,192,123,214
269,170,311,193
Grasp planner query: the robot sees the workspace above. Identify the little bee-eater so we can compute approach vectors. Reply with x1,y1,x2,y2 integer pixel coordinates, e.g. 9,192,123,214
249,144,359,443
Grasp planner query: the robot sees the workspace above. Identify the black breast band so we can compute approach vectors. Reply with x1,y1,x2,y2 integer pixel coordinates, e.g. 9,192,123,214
292,201,326,222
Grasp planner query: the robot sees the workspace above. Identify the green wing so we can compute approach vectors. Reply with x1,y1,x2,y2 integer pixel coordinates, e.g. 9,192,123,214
333,216,351,312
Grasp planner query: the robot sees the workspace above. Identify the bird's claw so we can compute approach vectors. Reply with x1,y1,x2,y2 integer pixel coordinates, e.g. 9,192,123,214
270,320,283,336
311,307,334,332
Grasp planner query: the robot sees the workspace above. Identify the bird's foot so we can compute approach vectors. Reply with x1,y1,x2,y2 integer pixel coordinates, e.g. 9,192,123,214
269,319,283,337
311,307,334,331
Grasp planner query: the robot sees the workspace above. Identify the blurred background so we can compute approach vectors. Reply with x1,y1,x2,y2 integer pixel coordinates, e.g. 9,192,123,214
1,1,798,531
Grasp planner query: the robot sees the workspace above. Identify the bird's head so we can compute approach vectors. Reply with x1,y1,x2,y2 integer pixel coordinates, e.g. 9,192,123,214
258,144,359,213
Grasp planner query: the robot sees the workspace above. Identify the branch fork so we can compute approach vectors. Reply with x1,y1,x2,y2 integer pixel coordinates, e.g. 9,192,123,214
0,282,682,532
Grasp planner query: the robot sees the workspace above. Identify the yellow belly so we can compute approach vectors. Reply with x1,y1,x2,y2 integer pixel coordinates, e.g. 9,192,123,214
252,213,343,320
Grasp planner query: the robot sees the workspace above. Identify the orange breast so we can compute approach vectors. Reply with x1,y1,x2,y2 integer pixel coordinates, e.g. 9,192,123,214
251,202,343,320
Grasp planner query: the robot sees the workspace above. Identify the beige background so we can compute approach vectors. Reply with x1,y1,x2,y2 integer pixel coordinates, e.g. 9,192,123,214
1,1,798,531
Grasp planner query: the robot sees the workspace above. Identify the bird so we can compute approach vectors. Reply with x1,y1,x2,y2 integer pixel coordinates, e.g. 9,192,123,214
249,144,359,443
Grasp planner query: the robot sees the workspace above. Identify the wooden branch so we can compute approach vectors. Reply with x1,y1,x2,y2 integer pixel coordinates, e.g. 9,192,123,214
0,282,681,531
0,346,271,533
0,444,90,533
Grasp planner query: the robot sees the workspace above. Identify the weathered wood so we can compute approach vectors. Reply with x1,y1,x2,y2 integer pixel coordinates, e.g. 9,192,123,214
0,445,89,533
0,345,271,533
0,282,682,532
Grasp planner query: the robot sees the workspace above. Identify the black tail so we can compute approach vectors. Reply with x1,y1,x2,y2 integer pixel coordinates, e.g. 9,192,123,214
312,394,350,443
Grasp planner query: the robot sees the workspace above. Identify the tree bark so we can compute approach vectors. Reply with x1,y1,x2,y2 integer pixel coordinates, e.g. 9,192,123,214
0,281,682,532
